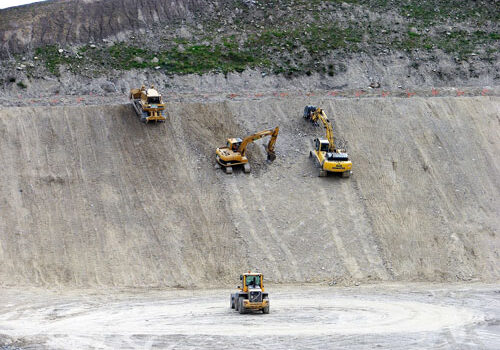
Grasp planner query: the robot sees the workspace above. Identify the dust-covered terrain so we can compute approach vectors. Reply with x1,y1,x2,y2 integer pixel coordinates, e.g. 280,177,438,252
0,1,499,349
0,283,498,349
0,96,498,288
1,0,499,93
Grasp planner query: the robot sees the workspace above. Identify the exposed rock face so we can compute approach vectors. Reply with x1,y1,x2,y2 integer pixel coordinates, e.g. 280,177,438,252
1,0,498,86
0,0,206,55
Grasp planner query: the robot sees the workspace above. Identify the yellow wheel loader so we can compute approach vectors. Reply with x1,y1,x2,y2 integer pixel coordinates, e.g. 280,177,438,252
129,85,166,123
303,106,352,177
215,127,279,174
230,272,269,314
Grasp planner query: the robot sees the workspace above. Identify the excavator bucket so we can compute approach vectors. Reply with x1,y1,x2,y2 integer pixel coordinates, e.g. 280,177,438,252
267,149,276,161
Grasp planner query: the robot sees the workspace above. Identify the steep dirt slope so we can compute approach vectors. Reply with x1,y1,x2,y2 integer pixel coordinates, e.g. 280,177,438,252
0,0,205,53
0,96,498,287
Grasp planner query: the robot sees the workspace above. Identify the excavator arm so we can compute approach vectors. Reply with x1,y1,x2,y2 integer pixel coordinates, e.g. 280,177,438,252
310,109,335,152
238,127,279,161
304,106,352,177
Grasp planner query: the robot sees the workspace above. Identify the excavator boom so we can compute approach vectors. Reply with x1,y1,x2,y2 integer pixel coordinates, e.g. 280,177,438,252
307,108,335,151
239,127,279,160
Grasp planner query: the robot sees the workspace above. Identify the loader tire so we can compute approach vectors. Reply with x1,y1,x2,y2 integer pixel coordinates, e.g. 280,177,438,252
225,166,233,174
342,171,351,178
319,170,327,177
238,297,246,314
230,294,235,309
243,163,251,173
262,298,270,314
309,151,313,158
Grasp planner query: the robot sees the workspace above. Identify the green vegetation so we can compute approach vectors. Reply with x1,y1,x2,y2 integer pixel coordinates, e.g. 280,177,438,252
246,24,362,74
106,24,361,75
33,22,364,76
394,31,433,51
34,45,91,75
363,0,500,24
35,45,68,75
435,30,499,59
31,0,498,77
389,28,499,59
109,41,262,74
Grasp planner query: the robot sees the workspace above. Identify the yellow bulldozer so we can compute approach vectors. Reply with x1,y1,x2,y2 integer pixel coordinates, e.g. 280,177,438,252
215,127,279,174
129,85,166,123
230,272,269,314
303,106,352,177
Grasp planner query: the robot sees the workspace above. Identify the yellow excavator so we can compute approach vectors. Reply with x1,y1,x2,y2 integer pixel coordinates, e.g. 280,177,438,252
129,85,166,123
303,106,352,177
215,127,279,174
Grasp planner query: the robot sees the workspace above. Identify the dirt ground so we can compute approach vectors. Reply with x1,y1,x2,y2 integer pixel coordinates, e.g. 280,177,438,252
1,2,499,348
0,95,499,288
0,92,498,348
0,283,498,349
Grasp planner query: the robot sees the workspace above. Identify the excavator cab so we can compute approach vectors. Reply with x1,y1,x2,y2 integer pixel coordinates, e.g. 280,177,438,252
315,138,330,152
145,89,161,105
147,95,161,104
227,138,243,152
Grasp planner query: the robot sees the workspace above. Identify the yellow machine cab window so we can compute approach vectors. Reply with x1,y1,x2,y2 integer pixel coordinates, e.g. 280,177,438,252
148,96,160,104
246,275,261,286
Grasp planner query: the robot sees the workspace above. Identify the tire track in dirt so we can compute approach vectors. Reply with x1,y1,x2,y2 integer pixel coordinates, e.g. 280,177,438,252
0,97,498,287
245,180,301,280
225,180,281,279
0,286,488,349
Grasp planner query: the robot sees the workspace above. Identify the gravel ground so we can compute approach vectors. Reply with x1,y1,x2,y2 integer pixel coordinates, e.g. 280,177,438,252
0,96,498,288
0,283,498,349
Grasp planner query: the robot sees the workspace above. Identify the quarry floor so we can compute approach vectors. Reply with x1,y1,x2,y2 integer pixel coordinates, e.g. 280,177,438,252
0,283,498,349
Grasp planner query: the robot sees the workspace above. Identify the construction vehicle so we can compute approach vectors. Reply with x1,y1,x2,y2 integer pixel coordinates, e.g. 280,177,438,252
230,272,269,314
129,85,166,123
303,106,352,177
215,127,279,174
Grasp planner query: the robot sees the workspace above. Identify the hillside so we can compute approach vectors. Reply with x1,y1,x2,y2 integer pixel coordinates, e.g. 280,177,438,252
0,0,499,91
0,96,498,287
